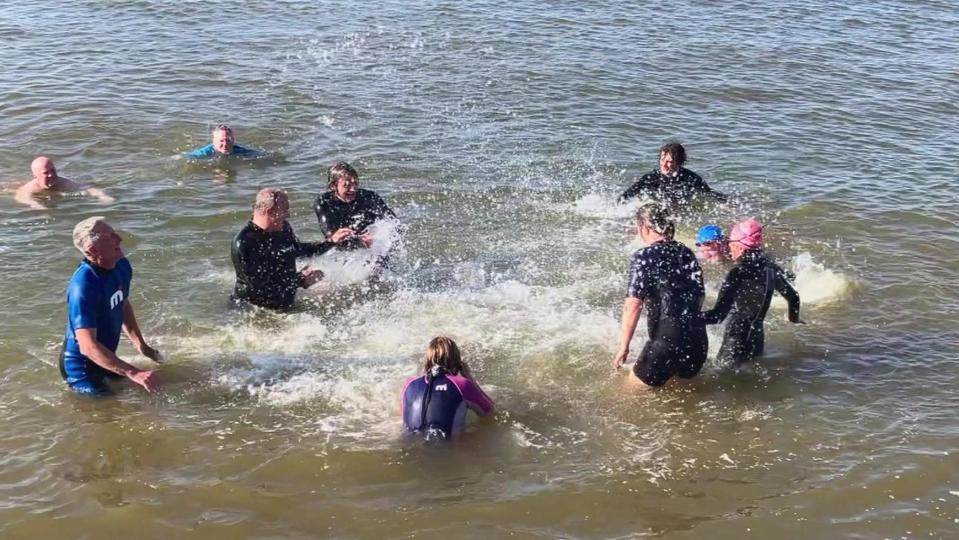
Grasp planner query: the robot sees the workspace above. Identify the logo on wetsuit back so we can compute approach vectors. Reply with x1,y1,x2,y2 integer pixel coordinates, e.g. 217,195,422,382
434,384,448,391
109,289,124,309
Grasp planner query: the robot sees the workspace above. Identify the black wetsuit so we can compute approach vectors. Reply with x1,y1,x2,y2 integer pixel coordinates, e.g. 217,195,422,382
618,167,726,208
627,240,708,386
702,249,801,363
314,189,395,250
231,221,335,310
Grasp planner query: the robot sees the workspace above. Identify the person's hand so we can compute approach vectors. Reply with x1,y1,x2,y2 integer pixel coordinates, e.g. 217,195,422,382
139,343,163,363
129,370,160,393
612,348,629,370
330,228,354,244
360,232,373,249
301,266,325,288
786,313,806,324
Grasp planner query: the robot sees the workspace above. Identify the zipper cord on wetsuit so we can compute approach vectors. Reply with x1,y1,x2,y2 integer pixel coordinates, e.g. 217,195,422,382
418,366,447,432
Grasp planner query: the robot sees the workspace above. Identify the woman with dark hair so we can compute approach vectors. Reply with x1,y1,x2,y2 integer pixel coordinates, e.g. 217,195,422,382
618,142,727,209
314,161,396,250
401,337,494,440
612,203,709,387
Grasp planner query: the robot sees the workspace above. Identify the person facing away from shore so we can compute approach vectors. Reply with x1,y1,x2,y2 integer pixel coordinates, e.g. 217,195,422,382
60,217,161,396
314,161,396,250
695,223,731,263
183,124,259,159
402,336,494,440
230,187,354,310
14,156,115,209
617,142,727,209
612,203,709,387
701,218,803,364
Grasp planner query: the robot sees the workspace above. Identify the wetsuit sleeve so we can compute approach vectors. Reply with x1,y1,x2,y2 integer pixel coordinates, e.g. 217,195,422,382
690,171,727,202
773,264,801,323
626,252,651,300
450,375,494,416
183,144,215,159
68,276,99,330
702,266,745,324
313,196,332,236
292,231,335,258
617,173,654,204
231,145,260,157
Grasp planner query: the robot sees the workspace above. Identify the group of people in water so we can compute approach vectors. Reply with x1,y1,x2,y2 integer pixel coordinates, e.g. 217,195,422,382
14,129,802,440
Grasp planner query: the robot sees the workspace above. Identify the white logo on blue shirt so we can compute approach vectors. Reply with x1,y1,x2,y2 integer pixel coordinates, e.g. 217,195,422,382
109,290,124,309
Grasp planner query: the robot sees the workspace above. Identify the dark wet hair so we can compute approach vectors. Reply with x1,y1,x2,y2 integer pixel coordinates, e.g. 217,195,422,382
636,202,675,239
327,161,359,191
659,142,687,166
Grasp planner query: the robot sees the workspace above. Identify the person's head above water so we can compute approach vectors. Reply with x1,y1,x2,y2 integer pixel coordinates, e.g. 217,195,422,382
212,124,236,155
328,161,360,203
658,142,687,176
728,217,764,259
635,202,675,243
252,187,290,231
423,336,466,376
696,224,728,262
31,156,59,189
73,216,124,269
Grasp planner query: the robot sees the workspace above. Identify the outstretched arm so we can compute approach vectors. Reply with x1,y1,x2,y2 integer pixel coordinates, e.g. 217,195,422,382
691,172,728,202
122,300,161,361
702,268,743,324
85,187,116,204
613,297,643,368
617,179,650,204
774,268,802,323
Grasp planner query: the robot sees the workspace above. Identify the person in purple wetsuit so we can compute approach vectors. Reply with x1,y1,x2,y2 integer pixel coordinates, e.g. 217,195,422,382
402,337,494,440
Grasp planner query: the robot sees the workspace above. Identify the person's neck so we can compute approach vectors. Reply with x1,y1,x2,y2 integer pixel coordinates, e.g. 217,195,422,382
252,214,281,232
85,256,116,270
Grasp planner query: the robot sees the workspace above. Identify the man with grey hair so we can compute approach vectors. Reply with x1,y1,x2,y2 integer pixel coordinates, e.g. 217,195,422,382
231,187,354,310
60,217,161,395
183,124,259,159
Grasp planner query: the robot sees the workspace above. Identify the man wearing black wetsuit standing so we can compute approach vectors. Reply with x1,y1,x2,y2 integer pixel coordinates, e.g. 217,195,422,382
618,142,727,209
231,187,353,310
314,161,395,250
701,218,803,363
613,203,709,387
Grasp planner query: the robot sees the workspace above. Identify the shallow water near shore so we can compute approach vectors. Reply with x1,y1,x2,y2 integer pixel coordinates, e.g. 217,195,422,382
1,1,958,538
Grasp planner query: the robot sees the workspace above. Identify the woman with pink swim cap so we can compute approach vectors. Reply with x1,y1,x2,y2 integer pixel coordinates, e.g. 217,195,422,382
701,218,803,364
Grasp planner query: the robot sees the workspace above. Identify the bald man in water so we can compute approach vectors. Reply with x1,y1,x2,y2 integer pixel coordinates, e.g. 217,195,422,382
14,156,115,209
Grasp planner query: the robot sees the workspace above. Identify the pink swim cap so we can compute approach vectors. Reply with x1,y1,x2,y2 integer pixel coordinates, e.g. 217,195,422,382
729,218,763,249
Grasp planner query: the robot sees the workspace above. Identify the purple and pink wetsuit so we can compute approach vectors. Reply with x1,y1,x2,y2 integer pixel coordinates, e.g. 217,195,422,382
401,371,494,439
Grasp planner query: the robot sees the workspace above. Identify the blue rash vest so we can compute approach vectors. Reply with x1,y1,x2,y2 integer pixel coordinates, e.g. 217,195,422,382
59,258,132,392
182,143,257,159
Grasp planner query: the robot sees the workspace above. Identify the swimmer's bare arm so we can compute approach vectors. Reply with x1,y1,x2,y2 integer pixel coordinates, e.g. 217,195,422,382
13,183,47,210
122,301,162,362
74,327,159,392
613,297,643,369
59,177,115,203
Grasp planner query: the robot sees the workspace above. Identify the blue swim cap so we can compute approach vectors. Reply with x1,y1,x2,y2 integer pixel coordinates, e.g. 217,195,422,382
696,224,725,245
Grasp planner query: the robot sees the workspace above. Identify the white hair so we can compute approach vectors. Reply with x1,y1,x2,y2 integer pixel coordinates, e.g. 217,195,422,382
73,216,107,254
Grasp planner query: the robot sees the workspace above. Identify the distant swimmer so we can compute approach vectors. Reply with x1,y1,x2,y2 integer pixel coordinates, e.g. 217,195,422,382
612,203,708,387
617,142,727,209
14,156,115,209
695,224,731,263
701,218,803,364
402,336,494,440
60,217,161,395
183,124,260,159
231,187,354,310
314,161,396,250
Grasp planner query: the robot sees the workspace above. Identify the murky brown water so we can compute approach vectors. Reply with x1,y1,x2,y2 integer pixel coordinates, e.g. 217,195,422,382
1,1,958,538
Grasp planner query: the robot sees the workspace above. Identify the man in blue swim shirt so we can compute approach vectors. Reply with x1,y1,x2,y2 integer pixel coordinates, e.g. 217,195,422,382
183,124,258,159
59,216,162,395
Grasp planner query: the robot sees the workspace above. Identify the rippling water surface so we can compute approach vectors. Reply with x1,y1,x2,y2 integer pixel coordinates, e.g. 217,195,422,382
1,1,958,538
